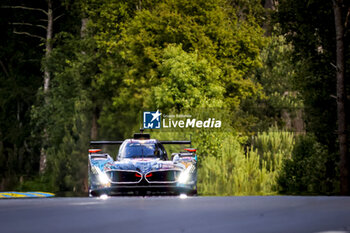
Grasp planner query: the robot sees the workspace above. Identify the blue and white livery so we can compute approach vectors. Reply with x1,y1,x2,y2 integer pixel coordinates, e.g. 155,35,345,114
88,133,197,196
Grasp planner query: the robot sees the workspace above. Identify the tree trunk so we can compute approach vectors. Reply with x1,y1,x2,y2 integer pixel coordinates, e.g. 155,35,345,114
136,0,142,11
0,130,3,169
81,17,90,193
263,0,275,36
80,18,88,38
333,0,349,195
39,0,53,174
264,0,275,10
43,0,52,95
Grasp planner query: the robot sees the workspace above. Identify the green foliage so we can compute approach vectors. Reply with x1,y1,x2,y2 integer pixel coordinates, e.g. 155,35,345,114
252,128,294,171
241,35,303,132
199,129,294,195
276,0,349,149
0,1,43,189
112,0,264,106
274,1,350,194
278,134,339,195
82,0,136,51
95,0,266,140
30,32,97,192
151,45,225,111
46,124,89,192
16,176,52,192
256,35,301,109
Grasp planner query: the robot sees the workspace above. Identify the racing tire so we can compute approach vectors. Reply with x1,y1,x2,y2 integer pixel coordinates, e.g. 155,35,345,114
188,189,197,196
89,189,99,197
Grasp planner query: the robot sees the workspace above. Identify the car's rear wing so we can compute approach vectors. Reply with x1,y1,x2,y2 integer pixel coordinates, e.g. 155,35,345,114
159,141,191,145
90,140,191,146
90,141,124,145
90,129,192,145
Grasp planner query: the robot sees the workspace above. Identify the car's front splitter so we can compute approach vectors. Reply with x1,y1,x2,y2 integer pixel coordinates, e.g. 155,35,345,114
90,184,195,196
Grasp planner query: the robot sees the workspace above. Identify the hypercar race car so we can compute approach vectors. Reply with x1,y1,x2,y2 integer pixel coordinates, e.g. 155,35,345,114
88,132,197,196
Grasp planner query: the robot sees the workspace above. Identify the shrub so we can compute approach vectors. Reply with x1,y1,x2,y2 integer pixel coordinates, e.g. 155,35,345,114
278,134,339,194
198,129,294,195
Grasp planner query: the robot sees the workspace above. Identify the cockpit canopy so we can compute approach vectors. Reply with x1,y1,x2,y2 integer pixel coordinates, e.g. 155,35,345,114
118,139,168,160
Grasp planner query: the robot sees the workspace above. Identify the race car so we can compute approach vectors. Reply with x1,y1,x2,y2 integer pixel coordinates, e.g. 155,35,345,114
88,132,197,196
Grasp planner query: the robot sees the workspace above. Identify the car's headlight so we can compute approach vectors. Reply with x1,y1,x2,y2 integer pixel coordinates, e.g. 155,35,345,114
98,172,110,185
92,165,110,186
178,171,190,184
178,164,196,184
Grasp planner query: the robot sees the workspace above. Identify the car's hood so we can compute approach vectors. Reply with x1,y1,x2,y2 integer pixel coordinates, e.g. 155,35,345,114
105,158,185,173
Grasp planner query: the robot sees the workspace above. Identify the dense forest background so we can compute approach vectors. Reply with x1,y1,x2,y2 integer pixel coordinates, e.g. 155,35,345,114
0,0,349,195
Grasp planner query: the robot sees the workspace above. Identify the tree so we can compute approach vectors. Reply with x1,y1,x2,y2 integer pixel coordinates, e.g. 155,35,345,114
241,35,303,133
1,0,66,173
92,0,265,138
277,0,350,194
332,0,349,195
29,0,99,191
151,44,225,112
278,134,337,194
0,0,44,189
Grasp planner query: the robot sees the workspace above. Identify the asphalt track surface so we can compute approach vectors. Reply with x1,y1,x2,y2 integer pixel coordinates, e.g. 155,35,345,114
1,196,350,233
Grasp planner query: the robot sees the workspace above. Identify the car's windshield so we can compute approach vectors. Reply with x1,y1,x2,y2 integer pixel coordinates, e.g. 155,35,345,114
119,142,160,159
